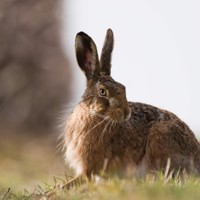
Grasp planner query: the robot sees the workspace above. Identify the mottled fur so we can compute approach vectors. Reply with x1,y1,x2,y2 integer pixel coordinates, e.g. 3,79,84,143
63,29,200,179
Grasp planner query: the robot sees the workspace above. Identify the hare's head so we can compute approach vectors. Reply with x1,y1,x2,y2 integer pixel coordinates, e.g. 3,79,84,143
75,29,131,122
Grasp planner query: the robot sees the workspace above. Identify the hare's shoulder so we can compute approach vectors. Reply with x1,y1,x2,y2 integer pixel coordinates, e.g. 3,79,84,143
128,102,177,125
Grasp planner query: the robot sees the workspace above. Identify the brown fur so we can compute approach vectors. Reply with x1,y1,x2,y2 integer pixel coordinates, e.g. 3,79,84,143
62,29,200,179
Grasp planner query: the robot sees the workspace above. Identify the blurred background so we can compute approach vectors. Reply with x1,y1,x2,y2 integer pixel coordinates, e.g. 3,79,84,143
0,0,200,194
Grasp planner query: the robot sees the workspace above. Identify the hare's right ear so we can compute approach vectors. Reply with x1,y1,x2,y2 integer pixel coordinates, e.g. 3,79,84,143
100,29,114,76
75,32,100,79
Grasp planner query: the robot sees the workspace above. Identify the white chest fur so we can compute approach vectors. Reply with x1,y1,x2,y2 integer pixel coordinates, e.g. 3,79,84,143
63,103,92,175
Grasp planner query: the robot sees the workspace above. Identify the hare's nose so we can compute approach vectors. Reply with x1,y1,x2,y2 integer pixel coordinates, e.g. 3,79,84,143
124,108,131,121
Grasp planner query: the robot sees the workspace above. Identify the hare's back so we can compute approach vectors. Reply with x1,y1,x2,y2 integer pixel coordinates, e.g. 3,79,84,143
128,101,198,140
128,102,200,165
128,102,170,126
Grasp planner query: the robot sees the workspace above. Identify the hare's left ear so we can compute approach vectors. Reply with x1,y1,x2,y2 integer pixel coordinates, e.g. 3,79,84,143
100,29,114,76
75,32,100,79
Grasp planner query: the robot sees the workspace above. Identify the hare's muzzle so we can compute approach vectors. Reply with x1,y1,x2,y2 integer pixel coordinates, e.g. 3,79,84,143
108,106,131,122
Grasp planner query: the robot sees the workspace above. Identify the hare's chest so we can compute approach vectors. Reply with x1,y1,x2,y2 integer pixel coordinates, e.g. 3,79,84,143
65,135,84,175
65,129,110,175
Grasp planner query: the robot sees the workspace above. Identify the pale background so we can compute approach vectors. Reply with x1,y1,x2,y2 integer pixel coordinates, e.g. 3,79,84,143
62,0,200,136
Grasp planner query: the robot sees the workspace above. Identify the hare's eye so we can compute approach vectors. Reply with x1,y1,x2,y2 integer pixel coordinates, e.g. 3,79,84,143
99,88,106,96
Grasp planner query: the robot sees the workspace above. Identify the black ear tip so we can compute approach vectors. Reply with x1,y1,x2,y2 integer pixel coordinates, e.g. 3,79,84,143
75,32,92,47
107,28,113,32
76,31,90,40
107,28,113,37
107,28,113,35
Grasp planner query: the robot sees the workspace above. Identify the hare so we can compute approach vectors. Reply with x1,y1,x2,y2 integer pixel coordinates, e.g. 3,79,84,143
62,29,200,181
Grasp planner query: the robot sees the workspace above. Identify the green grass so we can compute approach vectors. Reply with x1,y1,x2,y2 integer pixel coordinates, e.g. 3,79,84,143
2,174,200,200
1,135,200,200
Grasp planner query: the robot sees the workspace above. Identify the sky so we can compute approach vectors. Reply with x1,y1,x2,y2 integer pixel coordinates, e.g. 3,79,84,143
62,0,200,136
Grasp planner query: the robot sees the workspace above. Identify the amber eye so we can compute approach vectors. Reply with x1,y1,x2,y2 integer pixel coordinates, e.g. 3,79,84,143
99,88,106,96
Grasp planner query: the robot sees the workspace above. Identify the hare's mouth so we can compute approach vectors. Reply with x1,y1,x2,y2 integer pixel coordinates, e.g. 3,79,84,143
108,107,131,122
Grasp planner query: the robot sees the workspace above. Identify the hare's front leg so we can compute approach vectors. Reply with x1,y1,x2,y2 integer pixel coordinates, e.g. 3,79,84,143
145,121,200,174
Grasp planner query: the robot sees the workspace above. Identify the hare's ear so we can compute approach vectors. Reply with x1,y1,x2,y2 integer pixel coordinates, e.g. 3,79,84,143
75,32,100,79
100,29,114,76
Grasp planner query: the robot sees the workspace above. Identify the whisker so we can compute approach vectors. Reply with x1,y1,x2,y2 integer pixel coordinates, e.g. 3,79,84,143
98,119,112,145
114,120,118,128
109,121,114,133
81,116,110,142
89,111,107,119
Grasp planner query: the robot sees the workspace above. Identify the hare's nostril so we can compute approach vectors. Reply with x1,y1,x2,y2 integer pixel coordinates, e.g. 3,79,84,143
124,108,131,121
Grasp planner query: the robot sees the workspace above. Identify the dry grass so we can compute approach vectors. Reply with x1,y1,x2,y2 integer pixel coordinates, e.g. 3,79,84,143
2,173,200,200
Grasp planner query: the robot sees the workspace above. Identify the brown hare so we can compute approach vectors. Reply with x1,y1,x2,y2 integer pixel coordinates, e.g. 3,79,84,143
62,29,200,181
